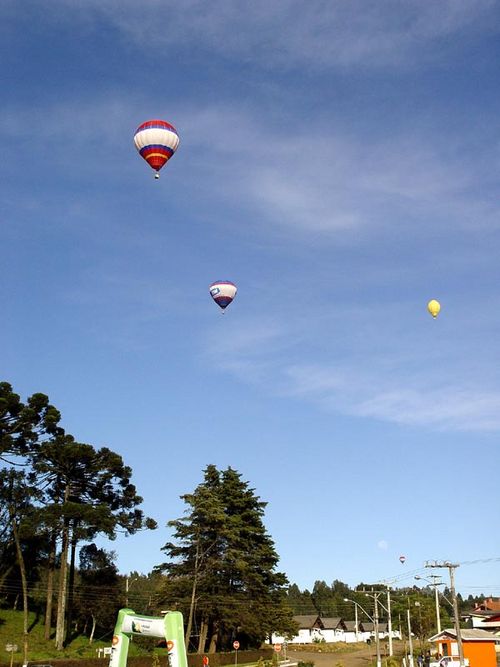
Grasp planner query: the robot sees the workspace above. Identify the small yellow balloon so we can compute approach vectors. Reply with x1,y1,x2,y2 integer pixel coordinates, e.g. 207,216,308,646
427,299,441,318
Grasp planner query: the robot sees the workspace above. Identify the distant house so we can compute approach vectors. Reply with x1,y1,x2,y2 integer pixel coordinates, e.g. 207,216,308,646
270,613,400,645
271,615,321,644
359,621,375,642
319,617,347,642
343,620,361,643
473,598,500,612
463,610,500,634
429,628,498,667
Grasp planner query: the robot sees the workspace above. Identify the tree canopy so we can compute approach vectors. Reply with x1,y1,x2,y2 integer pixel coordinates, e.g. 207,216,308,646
157,464,296,652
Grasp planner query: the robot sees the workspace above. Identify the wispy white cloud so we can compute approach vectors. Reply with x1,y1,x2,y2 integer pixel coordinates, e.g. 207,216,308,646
1,96,498,254
12,0,497,70
201,299,500,433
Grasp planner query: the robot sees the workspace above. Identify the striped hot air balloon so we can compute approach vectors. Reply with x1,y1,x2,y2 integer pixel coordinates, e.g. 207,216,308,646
133,119,180,179
209,281,237,311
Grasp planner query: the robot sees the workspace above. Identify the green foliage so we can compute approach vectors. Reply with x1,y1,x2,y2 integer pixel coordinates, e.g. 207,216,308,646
157,465,294,651
297,661,315,667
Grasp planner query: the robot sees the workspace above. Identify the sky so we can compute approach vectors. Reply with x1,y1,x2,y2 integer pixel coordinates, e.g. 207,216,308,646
1,0,500,599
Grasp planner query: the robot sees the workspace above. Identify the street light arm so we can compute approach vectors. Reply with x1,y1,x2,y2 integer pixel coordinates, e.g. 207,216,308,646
344,598,374,623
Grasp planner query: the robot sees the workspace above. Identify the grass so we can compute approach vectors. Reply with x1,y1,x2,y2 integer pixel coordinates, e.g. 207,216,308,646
0,609,151,662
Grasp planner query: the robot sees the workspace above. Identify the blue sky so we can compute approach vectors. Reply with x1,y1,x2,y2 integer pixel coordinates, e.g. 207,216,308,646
1,1,500,597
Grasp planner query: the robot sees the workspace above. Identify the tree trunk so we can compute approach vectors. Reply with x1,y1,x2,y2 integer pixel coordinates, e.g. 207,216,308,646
198,616,209,654
65,527,78,644
0,564,15,591
55,488,71,650
10,512,29,667
208,622,218,653
89,614,96,644
185,572,198,648
44,532,57,640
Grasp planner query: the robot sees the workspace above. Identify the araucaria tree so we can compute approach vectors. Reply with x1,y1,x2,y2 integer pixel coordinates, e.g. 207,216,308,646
157,465,296,653
0,381,157,651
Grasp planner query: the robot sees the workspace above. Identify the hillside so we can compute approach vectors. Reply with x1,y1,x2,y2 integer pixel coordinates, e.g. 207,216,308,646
0,609,146,662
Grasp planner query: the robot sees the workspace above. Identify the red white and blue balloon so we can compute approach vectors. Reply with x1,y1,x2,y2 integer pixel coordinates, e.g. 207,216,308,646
133,119,180,179
209,281,237,311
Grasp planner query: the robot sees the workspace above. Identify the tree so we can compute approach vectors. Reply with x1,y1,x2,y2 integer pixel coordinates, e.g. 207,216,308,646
76,544,122,643
157,465,295,652
286,583,316,615
0,382,63,460
32,436,157,649
312,580,337,617
0,469,43,666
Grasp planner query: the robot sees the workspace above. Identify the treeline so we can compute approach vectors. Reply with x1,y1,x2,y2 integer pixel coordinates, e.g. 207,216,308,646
0,381,156,662
0,382,297,657
0,381,488,661
285,579,485,641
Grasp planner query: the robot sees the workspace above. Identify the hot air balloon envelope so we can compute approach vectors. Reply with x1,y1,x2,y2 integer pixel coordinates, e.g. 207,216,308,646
134,119,179,177
399,555,406,564
427,299,441,319
209,281,237,310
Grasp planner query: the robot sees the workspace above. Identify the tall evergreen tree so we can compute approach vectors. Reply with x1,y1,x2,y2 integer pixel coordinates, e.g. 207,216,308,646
0,382,63,460
76,544,122,643
158,465,295,652
312,580,337,617
33,436,157,649
286,584,316,615
0,469,43,666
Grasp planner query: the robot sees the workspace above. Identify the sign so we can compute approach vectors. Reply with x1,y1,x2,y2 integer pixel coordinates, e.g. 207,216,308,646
274,644,282,653
5,645,18,653
233,641,240,650
202,657,209,666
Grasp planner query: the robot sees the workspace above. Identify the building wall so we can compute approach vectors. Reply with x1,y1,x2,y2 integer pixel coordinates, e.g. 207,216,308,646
463,641,497,667
440,639,496,667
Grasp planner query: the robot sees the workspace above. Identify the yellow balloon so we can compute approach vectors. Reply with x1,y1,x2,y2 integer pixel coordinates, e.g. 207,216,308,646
427,299,441,318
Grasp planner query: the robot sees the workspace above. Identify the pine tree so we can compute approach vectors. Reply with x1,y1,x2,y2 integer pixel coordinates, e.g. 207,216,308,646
158,465,295,652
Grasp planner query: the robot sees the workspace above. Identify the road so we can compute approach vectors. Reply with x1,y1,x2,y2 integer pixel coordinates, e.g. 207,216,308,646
287,646,384,667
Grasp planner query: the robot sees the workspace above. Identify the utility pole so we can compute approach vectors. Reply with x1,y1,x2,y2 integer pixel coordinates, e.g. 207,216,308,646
365,584,394,657
373,594,381,667
415,574,442,634
426,561,465,666
386,587,393,657
407,606,414,667
364,590,383,667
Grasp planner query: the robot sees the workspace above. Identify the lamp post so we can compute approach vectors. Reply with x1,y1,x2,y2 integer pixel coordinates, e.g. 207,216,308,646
415,575,442,634
425,561,465,667
125,575,138,607
364,585,394,657
363,593,382,667
407,605,414,667
343,598,360,642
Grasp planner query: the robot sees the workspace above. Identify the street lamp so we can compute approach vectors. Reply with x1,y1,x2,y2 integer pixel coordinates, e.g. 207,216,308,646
125,575,139,607
364,584,395,658
361,594,382,667
415,575,442,635
345,597,382,666
343,598,360,642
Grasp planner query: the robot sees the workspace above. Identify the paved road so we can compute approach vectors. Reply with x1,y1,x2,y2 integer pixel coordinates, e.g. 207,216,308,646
287,646,382,667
